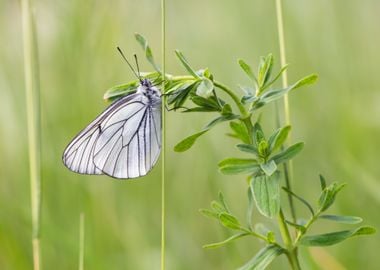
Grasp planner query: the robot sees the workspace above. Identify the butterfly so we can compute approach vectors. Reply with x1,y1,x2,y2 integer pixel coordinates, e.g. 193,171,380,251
62,49,162,179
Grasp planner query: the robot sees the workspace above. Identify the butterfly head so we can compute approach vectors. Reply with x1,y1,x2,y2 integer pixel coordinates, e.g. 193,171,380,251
137,78,161,101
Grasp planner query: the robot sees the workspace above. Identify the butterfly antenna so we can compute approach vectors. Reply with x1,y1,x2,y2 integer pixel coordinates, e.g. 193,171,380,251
117,47,141,82
133,54,142,81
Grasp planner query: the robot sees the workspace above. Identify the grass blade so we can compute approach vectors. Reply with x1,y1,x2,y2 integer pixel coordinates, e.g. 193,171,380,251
21,0,42,269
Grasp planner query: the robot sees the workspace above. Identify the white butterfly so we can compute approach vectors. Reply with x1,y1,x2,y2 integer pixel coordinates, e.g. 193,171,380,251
62,78,162,179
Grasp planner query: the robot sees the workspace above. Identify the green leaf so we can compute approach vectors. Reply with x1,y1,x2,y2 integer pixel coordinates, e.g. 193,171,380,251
211,200,225,213
167,81,197,108
285,220,306,233
258,140,269,157
188,96,220,111
236,144,259,157
238,59,258,84
196,77,214,98
257,54,274,88
103,81,138,101
319,174,326,190
268,125,291,153
199,208,218,219
319,215,363,224
271,142,304,164
218,192,230,213
134,33,161,73
318,182,346,212
239,85,255,95
251,172,280,218
266,231,276,243
175,50,200,78
229,121,251,144
282,187,314,216
299,226,376,246
203,233,250,249
247,188,254,230
174,130,209,152
291,74,318,90
260,64,289,92
253,122,265,146
219,158,260,175
219,212,242,230
260,161,277,176
238,244,285,270
251,74,318,111
204,114,240,130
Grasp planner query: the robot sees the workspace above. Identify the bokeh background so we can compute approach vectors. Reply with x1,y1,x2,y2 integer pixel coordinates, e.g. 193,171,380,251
1,0,379,269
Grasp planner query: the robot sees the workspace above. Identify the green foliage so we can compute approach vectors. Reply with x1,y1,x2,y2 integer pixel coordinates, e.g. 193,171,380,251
250,172,281,218
299,226,376,246
120,36,374,269
238,244,285,270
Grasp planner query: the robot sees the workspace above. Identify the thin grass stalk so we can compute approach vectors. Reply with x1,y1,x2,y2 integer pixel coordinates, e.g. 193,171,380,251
275,0,297,223
21,0,42,269
160,0,166,269
79,213,85,270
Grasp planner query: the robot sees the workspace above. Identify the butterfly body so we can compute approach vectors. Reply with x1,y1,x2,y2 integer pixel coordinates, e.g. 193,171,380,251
63,79,162,179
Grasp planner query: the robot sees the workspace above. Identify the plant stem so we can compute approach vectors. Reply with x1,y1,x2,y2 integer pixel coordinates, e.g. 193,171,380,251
161,0,166,269
277,209,301,270
21,0,42,269
79,213,85,270
275,0,297,223
214,81,248,117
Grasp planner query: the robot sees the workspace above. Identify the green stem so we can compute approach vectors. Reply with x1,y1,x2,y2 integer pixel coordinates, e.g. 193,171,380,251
214,81,248,117
275,0,297,223
161,0,166,269
21,0,42,269
294,211,321,245
79,213,85,270
277,209,301,270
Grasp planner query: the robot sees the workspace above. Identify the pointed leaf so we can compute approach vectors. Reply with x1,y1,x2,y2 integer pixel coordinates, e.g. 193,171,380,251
219,212,242,230
135,33,161,72
219,158,260,175
319,215,363,224
268,125,291,153
260,64,289,92
203,233,250,249
229,121,251,144
247,188,254,230
251,172,281,218
319,174,326,190
218,192,230,213
199,209,218,219
103,81,138,101
238,244,285,270
271,142,304,164
257,54,274,88
175,50,200,78
238,59,258,84
299,226,376,246
318,182,346,212
236,144,259,157
174,130,208,152
282,187,314,216
211,200,225,213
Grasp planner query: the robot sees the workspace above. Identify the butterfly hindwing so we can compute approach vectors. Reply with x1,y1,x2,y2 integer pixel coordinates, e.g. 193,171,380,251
93,95,162,179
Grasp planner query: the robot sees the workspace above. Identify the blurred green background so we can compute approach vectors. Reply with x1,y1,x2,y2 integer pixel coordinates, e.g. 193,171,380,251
1,0,379,269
